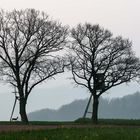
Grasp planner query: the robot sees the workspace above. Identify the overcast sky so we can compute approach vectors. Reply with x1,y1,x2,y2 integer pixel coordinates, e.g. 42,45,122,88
0,0,140,121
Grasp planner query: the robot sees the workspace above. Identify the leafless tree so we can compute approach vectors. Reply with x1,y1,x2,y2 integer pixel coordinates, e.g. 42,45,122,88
0,9,68,123
68,23,140,124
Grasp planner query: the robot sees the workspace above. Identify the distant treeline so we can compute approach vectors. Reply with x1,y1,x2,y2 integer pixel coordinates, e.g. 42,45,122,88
28,92,140,121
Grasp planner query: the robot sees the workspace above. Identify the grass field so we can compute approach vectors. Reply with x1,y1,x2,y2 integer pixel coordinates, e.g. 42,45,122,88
0,119,140,140
0,127,140,140
1,118,140,125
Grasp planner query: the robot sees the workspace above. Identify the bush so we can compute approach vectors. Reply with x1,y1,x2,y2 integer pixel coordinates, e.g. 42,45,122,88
74,118,92,123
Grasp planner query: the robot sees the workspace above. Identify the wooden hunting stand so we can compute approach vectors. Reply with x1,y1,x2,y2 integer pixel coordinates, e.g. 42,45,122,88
83,73,105,118
10,87,20,122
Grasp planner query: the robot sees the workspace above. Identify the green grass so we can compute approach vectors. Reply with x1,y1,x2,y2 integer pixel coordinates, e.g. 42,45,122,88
2,118,140,125
1,119,140,140
75,118,140,126
0,127,140,140
0,121,74,125
99,119,140,125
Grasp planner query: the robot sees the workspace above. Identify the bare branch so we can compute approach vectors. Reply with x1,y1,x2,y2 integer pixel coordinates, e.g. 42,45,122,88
68,23,140,98
0,9,68,99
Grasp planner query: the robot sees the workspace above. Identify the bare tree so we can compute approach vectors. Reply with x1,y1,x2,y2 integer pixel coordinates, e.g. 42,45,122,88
0,9,68,123
68,23,140,124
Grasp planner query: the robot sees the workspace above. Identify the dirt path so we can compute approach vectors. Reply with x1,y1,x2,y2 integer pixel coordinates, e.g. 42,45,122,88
0,125,59,133
0,124,140,133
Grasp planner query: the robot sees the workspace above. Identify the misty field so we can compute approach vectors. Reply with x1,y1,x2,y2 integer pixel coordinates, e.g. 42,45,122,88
0,126,140,140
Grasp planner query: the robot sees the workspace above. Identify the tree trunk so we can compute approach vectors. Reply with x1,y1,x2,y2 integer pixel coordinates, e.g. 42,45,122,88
92,95,99,124
19,98,29,124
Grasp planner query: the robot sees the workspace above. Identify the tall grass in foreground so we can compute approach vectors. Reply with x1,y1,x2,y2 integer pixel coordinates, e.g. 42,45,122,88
0,127,140,140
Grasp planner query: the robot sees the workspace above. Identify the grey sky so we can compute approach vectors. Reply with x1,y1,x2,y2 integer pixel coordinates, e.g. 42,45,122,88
0,0,140,120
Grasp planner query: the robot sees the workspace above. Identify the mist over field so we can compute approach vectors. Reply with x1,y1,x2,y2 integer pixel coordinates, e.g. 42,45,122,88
28,92,140,121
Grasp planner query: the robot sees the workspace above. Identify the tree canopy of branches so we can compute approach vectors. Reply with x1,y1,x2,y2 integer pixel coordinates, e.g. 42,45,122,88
0,9,68,123
68,23,140,123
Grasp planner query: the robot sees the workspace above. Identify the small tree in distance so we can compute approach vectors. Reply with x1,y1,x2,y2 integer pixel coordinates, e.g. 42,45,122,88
68,23,140,124
0,9,68,123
